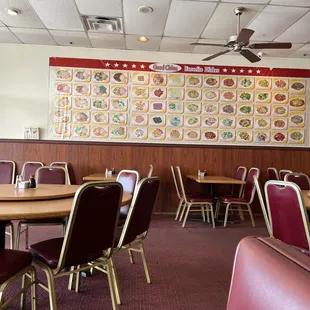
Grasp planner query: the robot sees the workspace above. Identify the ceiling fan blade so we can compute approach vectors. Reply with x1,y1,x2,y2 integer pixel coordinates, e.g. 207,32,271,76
190,43,227,47
249,42,292,49
236,28,255,44
202,49,231,61
240,49,261,63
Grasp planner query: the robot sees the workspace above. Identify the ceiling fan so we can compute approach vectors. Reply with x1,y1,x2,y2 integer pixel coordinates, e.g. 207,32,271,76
191,7,292,63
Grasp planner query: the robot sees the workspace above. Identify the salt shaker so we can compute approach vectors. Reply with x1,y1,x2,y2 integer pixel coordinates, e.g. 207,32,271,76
105,168,108,177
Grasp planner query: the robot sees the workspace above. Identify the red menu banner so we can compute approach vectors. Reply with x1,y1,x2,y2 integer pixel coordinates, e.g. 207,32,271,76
48,57,309,146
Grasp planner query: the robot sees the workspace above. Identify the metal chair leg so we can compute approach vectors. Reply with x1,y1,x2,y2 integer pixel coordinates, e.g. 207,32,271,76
128,249,134,264
110,258,121,305
175,199,184,220
15,222,22,250
140,243,151,284
201,207,206,222
179,202,187,222
210,205,215,229
224,204,231,227
106,260,118,310
215,200,221,219
238,205,244,221
247,204,255,227
182,204,191,228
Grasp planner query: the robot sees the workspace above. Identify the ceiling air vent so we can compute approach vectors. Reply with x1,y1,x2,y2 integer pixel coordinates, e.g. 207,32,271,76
82,16,123,33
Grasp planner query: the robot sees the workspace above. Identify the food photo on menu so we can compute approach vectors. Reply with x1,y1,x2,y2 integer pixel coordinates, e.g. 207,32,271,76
50,58,308,146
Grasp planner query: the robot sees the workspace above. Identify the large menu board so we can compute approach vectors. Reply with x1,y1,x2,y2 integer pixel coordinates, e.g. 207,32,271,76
49,57,309,147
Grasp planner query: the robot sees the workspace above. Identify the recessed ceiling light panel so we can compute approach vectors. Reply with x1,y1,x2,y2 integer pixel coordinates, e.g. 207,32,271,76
138,6,153,14
138,36,149,42
7,8,20,16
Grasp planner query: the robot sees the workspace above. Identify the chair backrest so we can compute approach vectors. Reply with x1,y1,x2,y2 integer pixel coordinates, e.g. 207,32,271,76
116,170,139,195
55,181,122,272
21,161,44,181
233,166,247,197
175,166,188,202
267,167,279,181
243,168,260,203
147,164,154,177
253,176,272,235
117,177,160,249
284,173,310,190
265,180,310,250
171,166,182,199
0,160,15,184
50,162,71,184
279,169,293,181
35,166,68,185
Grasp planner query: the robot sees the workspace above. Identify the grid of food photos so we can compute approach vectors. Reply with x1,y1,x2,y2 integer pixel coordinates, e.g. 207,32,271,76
50,64,307,146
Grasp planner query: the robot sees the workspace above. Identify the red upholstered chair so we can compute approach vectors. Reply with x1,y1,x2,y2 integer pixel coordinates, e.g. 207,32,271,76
284,173,310,190
29,181,122,310
216,168,260,227
85,177,160,305
253,176,272,235
16,166,68,249
171,166,185,221
116,170,139,220
21,161,44,181
176,166,215,228
267,167,279,181
232,166,247,198
0,249,37,309
279,169,293,181
227,236,310,310
50,162,72,184
265,180,310,252
0,160,16,249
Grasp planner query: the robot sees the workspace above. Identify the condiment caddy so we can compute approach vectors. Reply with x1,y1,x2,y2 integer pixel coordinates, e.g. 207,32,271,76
15,174,36,189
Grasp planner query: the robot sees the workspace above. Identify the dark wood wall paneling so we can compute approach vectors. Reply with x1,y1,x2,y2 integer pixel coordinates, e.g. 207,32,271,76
1,140,309,213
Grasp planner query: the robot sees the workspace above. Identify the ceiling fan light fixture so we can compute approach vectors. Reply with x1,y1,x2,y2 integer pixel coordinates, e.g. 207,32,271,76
7,8,20,16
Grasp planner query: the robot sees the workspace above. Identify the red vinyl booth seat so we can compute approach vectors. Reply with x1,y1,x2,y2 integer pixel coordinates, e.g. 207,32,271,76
227,236,310,310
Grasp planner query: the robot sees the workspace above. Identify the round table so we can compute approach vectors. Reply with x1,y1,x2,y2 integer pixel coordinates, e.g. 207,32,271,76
0,184,132,248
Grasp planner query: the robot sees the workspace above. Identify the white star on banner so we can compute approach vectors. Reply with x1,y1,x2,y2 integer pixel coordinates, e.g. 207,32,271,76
248,69,252,73
256,69,261,74
223,68,228,73
105,62,110,67
240,69,244,73
141,64,145,69
123,63,128,68
231,69,236,73
132,64,136,68
114,63,119,67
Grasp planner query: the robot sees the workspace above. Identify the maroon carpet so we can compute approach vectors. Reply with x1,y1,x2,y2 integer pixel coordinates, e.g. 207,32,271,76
5,215,268,310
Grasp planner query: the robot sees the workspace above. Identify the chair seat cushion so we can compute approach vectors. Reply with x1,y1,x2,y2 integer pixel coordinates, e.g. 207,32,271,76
20,217,65,225
29,238,63,269
219,196,248,203
188,196,214,203
0,249,32,284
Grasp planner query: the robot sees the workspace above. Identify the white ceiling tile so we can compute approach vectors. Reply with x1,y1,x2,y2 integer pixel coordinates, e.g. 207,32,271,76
201,3,264,39
0,27,20,43
75,0,122,17
192,39,227,54
288,44,310,58
126,35,161,51
49,30,91,47
221,0,268,3
260,43,302,57
160,37,196,53
0,20,5,26
28,0,84,31
248,5,308,41
275,11,310,43
123,0,170,36
164,1,217,38
269,0,310,7
88,32,125,49
0,0,44,28
10,28,56,45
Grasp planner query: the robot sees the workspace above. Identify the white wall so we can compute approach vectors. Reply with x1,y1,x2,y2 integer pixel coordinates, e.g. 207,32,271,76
0,43,309,139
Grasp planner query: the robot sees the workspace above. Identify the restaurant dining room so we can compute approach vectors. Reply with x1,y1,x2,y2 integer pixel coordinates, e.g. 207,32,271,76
1,0,310,309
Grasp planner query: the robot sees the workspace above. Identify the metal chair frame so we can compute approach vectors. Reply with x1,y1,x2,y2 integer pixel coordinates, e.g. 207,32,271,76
267,167,280,181
284,172,310,190
21,161,44,180
50,162,71,185
147,164,154,177
279,169,293,181
171,166,185,221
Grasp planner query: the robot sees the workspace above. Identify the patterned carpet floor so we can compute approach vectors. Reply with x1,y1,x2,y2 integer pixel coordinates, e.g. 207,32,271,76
5,214,268,310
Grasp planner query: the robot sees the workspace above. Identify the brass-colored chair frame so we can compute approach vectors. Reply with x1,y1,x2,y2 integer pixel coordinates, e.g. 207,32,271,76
16,166,69,250
50,162,71,185
176,166,215,228
147,164,154,177
279,169,293,181
253,176,272,235
116,169,140,187
0,160,16,249
171,166,185,221
31,181,123,310
267,167,280,180
0,264,37,310
21,161,44,180
216,168,260,227
264,180,310,249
